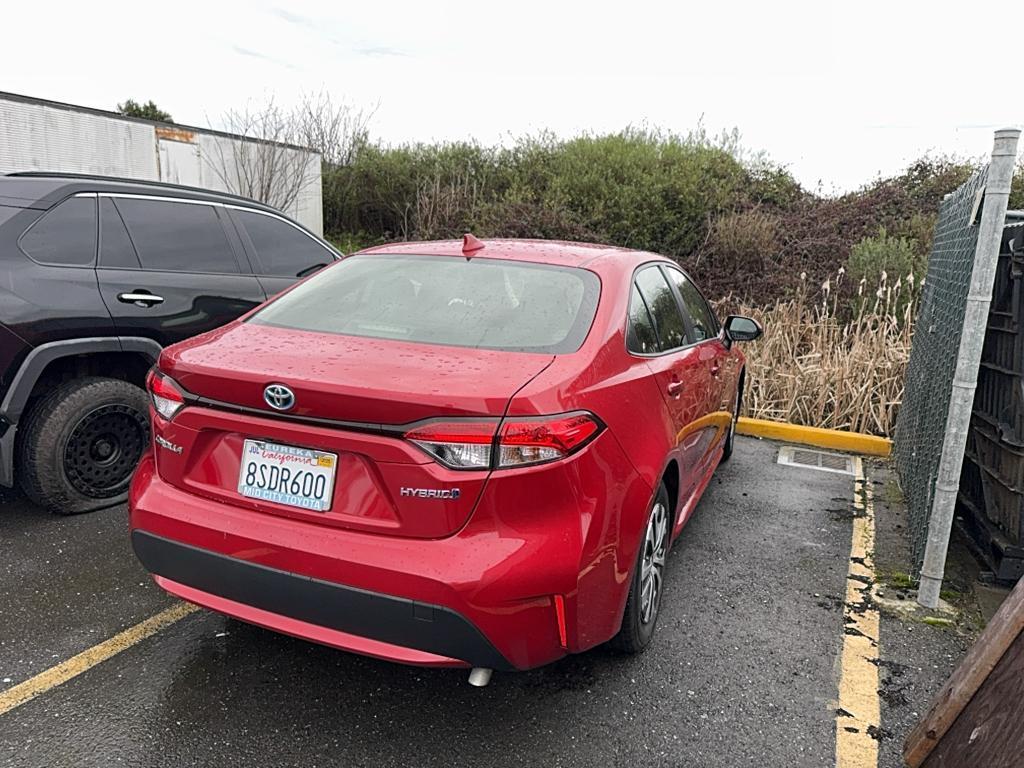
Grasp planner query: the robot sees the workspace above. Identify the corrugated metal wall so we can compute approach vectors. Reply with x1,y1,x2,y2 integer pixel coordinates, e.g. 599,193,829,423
0,96,323,235
0,98,158,180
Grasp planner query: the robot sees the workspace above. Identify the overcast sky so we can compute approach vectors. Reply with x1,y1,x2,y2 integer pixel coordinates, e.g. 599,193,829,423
2,0,1018,192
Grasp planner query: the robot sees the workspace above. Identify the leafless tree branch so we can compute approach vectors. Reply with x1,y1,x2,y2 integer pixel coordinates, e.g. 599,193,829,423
204,92,374,213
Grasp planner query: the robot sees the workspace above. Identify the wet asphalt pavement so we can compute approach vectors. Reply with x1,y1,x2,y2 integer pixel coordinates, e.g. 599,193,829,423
0,438,971,767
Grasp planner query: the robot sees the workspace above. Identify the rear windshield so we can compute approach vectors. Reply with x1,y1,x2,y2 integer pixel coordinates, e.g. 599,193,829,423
249,254,601,353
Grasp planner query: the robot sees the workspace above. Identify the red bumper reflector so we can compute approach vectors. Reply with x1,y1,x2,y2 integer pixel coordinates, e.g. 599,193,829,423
553,594,568,649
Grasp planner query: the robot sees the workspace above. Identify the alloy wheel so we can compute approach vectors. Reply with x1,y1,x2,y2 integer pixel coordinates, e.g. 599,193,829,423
640,501,669,624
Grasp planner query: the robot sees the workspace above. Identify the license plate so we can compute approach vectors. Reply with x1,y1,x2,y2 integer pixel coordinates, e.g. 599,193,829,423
237,440,337,512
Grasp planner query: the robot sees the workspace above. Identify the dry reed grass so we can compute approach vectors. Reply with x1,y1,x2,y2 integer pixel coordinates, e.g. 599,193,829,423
725,271,919,437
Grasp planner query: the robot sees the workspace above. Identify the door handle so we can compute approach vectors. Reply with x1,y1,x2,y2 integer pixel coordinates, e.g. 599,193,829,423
710,363,722,377
118,292,165,306
667,381,684,397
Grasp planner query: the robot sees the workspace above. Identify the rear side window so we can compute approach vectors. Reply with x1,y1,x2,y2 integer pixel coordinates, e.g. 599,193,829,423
666,267,718,342
114,198,239,274
236,210,333,278
99,198,141,269
626,285,660,354
19,196,96,266
250,254,600,354
634,266,687,350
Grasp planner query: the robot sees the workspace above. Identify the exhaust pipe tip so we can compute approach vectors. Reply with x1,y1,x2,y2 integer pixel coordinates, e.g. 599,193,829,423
468,667,493,687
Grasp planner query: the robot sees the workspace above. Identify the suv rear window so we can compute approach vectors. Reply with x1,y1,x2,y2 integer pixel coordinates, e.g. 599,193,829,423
250,254,600,353
235,210,333,277
19,196,96,266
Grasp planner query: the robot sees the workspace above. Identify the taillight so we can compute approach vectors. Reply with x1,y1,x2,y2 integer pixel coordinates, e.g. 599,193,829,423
405,420,497,470
498,413,601,467
404,412,602,470
145,369,185,421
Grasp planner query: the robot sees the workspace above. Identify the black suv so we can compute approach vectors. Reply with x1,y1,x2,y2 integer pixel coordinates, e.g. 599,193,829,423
0,173,340,513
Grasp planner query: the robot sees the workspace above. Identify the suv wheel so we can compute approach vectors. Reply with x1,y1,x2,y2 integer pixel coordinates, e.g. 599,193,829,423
611,484,670,654
17,377,150,514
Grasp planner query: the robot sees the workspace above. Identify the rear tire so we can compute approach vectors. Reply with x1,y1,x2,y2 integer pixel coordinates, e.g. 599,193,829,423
16,377,150,515
720,378,742,463
611,485,671,654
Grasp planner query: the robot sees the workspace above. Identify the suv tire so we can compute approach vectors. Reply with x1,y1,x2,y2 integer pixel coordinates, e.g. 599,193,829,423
16,377,150,514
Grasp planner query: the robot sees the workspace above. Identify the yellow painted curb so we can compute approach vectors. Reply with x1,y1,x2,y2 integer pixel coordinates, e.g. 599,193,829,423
736,417,891,457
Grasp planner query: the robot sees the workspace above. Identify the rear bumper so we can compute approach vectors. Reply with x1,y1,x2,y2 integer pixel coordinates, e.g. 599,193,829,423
128,454,582,671
132,529,512,670
129,424,652,671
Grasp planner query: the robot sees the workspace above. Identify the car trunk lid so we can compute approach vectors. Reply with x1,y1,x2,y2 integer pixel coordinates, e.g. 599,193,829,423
152,322,554,538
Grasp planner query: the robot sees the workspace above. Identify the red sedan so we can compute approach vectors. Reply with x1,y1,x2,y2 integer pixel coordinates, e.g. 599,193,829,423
130,236,761,684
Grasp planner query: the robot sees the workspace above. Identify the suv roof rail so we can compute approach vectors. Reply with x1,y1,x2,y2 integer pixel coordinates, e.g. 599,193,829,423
5,171,276,211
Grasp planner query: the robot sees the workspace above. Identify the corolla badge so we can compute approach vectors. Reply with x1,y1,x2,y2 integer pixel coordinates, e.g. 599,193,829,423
154,435,183,454
264,384,295,411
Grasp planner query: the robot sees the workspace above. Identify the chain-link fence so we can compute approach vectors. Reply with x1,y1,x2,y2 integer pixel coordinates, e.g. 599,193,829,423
894,129,1022,606
894,167,988,568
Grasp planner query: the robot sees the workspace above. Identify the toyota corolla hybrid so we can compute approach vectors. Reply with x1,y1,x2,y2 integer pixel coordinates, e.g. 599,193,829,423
129,235,761,684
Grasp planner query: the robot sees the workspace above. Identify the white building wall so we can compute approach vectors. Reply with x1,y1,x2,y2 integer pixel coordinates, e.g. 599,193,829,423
0,99,158,180
0,96,323,236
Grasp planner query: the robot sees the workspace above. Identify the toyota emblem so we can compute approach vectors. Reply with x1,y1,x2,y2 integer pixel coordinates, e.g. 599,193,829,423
263,384,295,411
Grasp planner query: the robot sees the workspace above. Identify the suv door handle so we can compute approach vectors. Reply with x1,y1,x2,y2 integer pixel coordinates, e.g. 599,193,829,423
710,362,722,377
118,292,164,306
667,381,684,397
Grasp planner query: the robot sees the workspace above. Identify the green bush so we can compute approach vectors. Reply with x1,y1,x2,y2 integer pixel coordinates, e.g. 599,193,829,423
504,130,748,255
324,129,751,258
323,141,507,240
846,228,924,317
1010,161,1024,211
848,227,924,283
320,128,982,307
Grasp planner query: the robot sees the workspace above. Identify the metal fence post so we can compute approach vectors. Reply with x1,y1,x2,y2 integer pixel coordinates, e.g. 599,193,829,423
918,128,1022,608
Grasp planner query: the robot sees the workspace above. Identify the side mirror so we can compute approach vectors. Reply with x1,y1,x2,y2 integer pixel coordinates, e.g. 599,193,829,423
723,315,762,343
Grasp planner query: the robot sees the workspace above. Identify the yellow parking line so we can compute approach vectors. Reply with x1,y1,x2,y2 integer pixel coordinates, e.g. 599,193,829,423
0,601,198,717
835,459,880,768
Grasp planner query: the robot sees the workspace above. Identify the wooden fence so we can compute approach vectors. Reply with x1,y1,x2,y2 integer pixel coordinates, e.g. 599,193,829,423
904,577,1024,766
